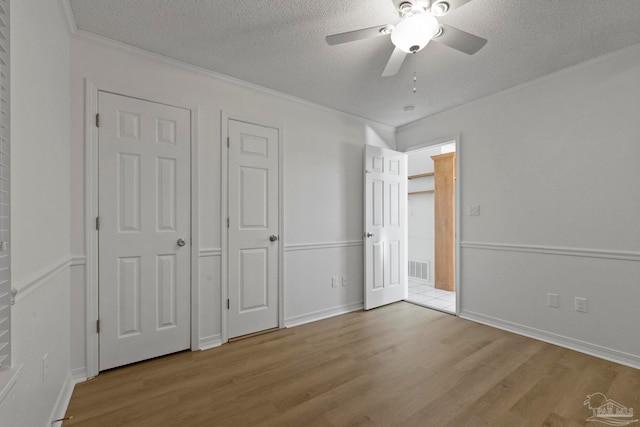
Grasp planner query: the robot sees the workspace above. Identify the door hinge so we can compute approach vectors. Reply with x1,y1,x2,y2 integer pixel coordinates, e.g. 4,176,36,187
96,113,100,128
96,216,100,231
96,319,100,334
226,299,230,310
227,136,230,147
227,217,229,228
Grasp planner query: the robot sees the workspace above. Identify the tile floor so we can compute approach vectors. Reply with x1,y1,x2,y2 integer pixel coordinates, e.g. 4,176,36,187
406,279,456,314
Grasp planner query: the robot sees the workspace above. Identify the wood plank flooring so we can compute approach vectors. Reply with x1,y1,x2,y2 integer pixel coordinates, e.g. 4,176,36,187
64,302,640,426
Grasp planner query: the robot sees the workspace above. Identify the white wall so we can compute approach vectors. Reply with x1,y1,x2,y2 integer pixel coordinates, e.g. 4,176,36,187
407,147,438,282
69,34,395,373
397,42,640,367
1,0,73,425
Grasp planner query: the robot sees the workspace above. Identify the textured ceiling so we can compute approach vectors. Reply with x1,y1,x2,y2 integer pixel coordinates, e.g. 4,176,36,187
68,0,640,127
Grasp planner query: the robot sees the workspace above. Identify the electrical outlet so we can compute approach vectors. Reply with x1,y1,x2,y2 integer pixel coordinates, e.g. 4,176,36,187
331,276,338,288
342,276,348,287
42,353,48,383
468,205,480,216
547,293,559,308
575,297,588,313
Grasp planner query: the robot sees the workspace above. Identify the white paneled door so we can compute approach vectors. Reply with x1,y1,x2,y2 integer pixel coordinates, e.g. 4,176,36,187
364,145,408,310
228,119,279,338
98,92,191,371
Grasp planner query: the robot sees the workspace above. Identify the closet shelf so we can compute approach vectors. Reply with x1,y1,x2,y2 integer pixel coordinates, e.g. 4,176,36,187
408,172,434,180
408,190,435,195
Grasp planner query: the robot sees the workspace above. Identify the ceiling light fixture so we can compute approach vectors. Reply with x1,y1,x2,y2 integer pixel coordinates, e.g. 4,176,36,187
431,2,450,17
390,11,440,53
379,25,394,35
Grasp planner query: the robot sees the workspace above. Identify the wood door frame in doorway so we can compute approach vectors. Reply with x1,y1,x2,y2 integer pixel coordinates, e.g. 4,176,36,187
402,134,462,316
220,112,285,344
84,80,200,378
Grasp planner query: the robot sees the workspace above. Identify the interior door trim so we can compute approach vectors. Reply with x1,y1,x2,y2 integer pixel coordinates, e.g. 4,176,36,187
220,112,285,344
84,80,200,378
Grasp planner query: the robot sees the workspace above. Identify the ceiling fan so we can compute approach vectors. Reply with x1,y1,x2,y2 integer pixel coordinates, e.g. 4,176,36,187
326,0,487,77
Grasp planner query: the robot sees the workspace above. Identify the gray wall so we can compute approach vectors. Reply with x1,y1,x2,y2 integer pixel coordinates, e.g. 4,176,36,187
1,0,73,425
397,42,640,366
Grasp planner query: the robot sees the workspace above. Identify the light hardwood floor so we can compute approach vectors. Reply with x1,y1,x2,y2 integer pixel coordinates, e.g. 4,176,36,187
64,302,640,426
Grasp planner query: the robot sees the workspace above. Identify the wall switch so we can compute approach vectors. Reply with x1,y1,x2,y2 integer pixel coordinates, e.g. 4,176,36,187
331,276,338,288
575,297,588,313
468,205,480,216
42,353,49,383
342,276,348,287
547,293,559,308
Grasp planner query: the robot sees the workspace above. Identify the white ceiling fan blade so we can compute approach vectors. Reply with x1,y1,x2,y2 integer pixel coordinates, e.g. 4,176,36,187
382,47,407,77
326,25,390,46
432,24,487,55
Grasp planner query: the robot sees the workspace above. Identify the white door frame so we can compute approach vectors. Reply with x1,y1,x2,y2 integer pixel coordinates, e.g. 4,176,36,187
84,80,200,378
220,112,285,343
402,134,461,316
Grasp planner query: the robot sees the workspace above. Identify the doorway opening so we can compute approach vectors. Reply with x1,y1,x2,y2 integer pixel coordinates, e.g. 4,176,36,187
405,141,456,314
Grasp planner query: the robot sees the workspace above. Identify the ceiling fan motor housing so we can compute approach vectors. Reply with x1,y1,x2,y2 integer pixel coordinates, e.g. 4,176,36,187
391,12,440,53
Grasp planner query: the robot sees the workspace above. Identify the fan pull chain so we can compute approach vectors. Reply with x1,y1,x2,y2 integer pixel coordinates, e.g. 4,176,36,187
413,72,417,94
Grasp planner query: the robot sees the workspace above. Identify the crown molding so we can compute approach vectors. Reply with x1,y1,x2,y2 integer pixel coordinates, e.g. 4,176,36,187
69,28,396,133
57,0,77,35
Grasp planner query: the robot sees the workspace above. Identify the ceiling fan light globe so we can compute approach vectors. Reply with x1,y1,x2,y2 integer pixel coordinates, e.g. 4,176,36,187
391,13,439,54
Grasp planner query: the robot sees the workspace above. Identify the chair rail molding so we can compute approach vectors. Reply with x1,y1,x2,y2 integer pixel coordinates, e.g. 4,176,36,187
13,256,73,303
284,240,363,252
461,241,640,262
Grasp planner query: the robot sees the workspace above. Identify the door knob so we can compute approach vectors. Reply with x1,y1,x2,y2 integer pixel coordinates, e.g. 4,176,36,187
177,238,186,247
366,232,374,238
269,235,279,242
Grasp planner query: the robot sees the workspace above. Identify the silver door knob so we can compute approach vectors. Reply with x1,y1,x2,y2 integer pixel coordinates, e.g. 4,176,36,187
366,232,374,238
177,238,186,247
269,235,279,242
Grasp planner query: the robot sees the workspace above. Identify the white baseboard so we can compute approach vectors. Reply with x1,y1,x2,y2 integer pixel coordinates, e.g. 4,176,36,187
199,334,223,351
285,301,364,328
49,371,75,426
460,310,640,370
71,367,88,384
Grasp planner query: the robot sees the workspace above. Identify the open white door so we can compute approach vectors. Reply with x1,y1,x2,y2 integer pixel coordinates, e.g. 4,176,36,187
364,145,408,310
